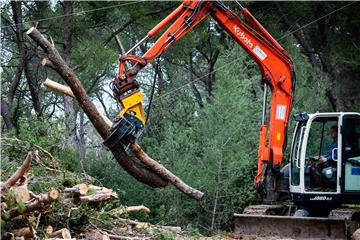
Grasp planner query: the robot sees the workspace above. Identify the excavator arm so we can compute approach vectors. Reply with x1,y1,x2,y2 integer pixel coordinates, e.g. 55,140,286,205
107,0,295,194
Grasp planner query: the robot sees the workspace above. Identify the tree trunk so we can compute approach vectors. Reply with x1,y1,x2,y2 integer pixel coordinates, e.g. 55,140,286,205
3,1,28,130
188,52,203,108
62,0,79,150
1,100,15,130
79,110,86,163
11,1,43,117
206,49,220,100
275,2,318,67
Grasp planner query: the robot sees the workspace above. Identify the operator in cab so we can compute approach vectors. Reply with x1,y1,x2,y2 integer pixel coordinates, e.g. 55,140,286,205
319,125,338,164
311,125,338,189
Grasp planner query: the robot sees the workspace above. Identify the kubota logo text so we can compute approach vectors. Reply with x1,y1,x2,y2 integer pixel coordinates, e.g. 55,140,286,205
233,25,254,49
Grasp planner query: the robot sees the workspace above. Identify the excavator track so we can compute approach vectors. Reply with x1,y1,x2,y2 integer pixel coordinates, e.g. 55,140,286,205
234,213,346,239
234,206,360,239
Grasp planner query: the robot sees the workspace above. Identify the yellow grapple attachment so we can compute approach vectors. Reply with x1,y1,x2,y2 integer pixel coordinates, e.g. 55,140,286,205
103,90,146,148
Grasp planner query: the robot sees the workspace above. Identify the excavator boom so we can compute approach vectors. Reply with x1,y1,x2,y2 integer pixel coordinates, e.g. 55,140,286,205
109,0,294,195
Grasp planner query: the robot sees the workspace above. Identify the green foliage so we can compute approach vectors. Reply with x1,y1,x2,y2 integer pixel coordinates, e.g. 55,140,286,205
154,229,176,240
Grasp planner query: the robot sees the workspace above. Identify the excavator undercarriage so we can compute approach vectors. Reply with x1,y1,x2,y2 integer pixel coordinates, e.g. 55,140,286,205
234,207,360,239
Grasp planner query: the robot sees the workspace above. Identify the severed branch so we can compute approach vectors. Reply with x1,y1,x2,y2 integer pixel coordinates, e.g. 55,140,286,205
42,78,204,200
26,27,168,189
43,78,112,127
43,77,75,98
130,144,204,200
0,152,32,194
78,187,118,204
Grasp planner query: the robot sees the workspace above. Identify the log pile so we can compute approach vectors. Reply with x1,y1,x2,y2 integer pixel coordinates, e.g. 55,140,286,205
64,184,118,204
1,148,183,240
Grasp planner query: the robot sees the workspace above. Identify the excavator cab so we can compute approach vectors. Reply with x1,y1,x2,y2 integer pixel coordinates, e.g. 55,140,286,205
235,112,360,239
290,112,360,207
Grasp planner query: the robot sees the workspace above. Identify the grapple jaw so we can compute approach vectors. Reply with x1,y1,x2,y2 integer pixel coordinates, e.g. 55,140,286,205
104,113,144,148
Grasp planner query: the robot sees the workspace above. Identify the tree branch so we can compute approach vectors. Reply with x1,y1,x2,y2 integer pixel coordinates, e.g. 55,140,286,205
0,152,32,194
28,27,203,199
27,27,167,188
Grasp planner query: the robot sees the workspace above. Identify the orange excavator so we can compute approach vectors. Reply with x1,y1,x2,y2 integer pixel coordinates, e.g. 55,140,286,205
104,1,360,238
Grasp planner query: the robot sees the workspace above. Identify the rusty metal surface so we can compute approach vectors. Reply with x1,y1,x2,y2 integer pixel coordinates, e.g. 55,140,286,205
234,213,346,239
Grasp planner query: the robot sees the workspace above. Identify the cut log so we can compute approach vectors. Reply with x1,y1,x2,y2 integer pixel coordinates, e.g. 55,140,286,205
44,225,53,235
9,185,30,203
42,78,204,200
0,152,32,194
110,205,150,216
79,189,118,204
49,228,71,239
43,77,74,98
8,189,59,219
27,27,167,189
64,183,89,197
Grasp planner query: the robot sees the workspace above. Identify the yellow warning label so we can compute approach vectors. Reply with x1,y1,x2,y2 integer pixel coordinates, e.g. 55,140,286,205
277,133,281,141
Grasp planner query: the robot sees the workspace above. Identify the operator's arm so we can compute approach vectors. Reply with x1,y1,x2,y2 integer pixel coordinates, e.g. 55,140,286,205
320,140,338,163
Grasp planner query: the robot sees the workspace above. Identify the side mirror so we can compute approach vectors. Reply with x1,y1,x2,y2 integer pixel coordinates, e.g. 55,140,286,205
332,148,338,161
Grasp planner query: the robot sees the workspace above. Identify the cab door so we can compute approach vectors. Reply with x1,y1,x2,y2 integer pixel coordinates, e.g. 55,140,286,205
301,114,340,193
341,114,360,192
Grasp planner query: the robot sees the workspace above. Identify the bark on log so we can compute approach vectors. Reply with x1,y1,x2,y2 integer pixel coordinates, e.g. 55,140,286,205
26,27,167,188
64,183,88,196
42,78,204,200
7,189,59,219
0,152,32,194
